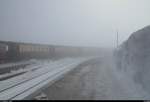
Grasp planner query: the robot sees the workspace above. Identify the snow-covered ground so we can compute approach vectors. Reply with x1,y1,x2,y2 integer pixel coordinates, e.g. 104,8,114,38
0,57,93,100
114,26,150,96
35,51,150,100
0,58,73,92
0,59,45,80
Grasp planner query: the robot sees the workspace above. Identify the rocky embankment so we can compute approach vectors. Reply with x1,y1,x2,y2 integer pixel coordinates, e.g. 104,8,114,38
114,25,150,92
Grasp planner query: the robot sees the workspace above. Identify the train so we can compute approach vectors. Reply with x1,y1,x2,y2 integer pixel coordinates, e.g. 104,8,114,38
0,41,55,63
0,40,102,64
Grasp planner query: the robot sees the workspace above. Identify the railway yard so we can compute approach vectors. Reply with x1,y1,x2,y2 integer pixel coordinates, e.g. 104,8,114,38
0,50,149,100
34,52,150,100
0,41,105,100
0,41,150,100
0,57,95,100
1,0,150,100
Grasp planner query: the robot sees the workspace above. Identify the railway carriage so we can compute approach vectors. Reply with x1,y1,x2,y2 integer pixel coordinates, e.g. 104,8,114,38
0,40,101,64
0,43,9,63
0,41,55,63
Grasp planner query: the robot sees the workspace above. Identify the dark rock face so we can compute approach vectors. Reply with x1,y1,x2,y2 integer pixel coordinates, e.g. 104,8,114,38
114,25,150,91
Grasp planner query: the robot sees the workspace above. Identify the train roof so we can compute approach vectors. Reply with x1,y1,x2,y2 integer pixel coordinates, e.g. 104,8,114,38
0,40,102,49
0,40,55,47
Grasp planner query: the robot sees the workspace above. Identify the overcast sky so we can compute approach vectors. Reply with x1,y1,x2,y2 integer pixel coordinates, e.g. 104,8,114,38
0,0,150,47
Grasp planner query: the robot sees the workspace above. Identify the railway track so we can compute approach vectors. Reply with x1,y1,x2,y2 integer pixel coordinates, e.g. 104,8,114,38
0,57,94,100
0,59,68,92
0,60,37,75
0,61,44,82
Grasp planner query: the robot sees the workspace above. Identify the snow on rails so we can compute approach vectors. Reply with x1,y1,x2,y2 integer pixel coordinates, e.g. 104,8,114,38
0,57,94,100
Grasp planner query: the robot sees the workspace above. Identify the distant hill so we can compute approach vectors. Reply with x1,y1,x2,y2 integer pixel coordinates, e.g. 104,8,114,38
114,25,150,92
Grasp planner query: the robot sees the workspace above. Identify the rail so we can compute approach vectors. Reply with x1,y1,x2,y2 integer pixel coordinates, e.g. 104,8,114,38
0,57,94,100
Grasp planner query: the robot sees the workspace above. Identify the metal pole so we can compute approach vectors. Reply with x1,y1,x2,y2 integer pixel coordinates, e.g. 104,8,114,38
117,29,119,48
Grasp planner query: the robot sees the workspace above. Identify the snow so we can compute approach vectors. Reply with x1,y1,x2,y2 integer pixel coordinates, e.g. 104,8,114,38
0,60,35,69
114,25,150,97
34,93,48,100
0,57,92,100
0,59,67,91
41,52,150,100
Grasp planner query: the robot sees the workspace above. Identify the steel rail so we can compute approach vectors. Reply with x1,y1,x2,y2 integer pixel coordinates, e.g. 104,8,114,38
0,58,91,100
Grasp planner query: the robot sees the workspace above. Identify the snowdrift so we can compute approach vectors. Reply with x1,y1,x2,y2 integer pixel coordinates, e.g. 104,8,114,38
114,25,150,92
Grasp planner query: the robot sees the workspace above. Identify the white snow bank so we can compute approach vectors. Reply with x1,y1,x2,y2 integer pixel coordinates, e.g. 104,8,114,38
114,25,150,94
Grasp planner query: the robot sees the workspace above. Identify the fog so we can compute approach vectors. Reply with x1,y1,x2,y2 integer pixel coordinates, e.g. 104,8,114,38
0,0,150,47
